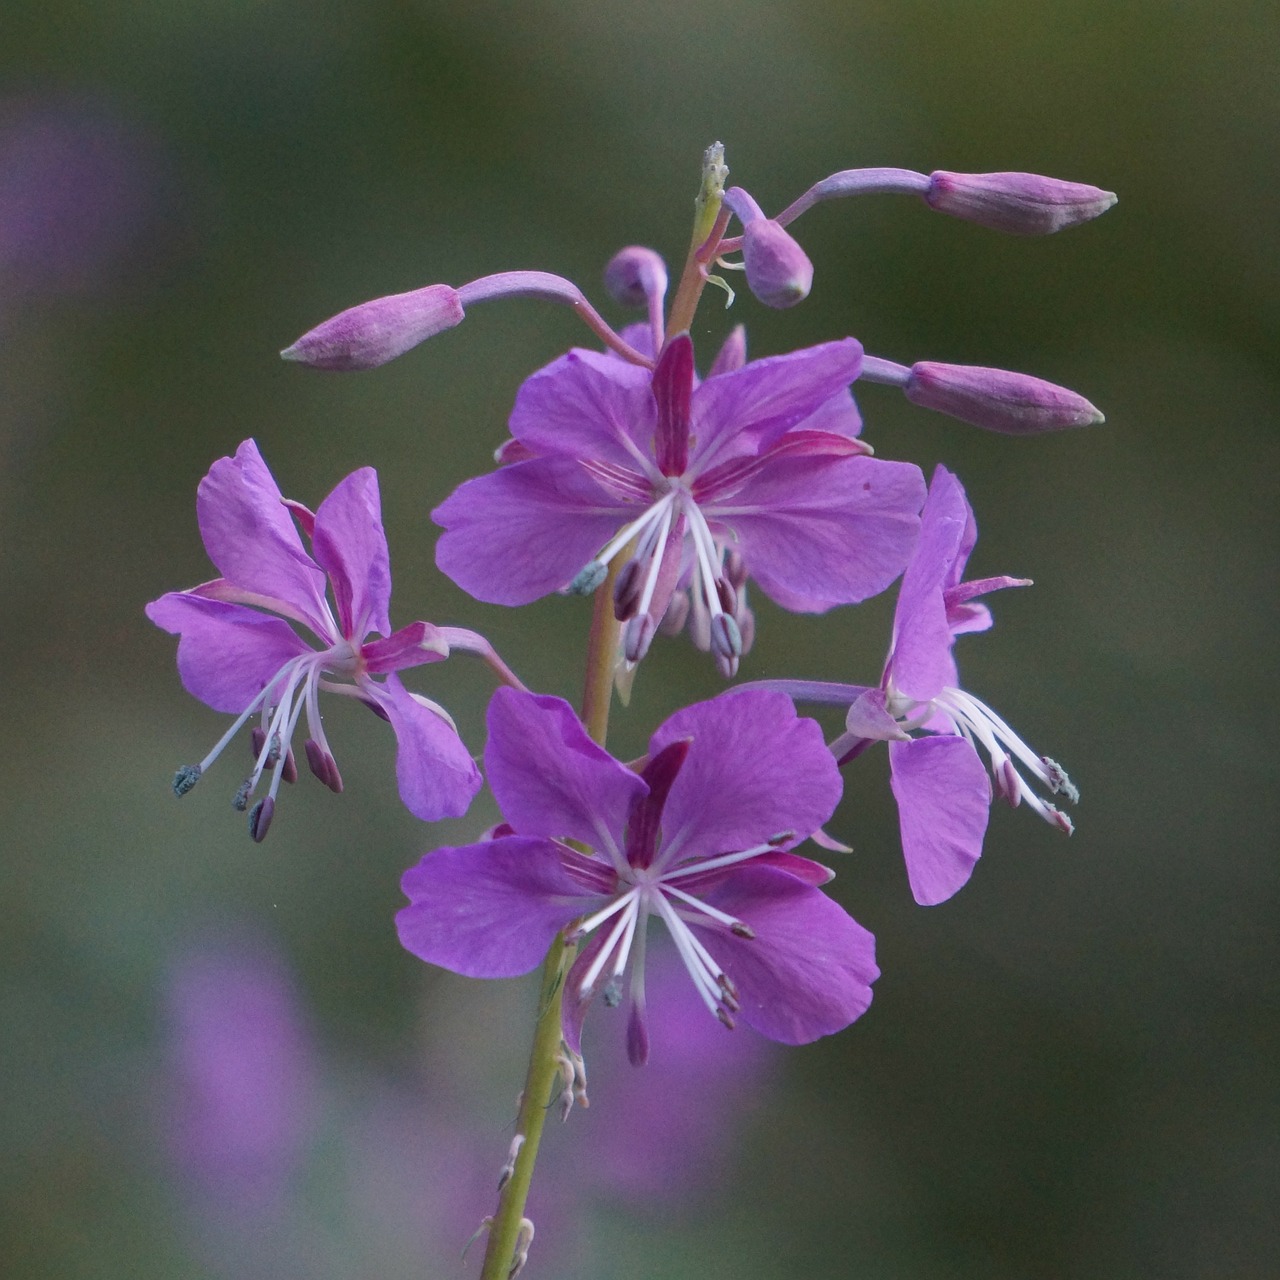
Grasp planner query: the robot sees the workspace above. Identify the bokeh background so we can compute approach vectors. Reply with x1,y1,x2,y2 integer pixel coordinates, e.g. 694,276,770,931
2,2,1275,1277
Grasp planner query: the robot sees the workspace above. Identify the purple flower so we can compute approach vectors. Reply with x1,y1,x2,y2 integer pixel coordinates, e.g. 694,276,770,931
397,687,877,1063
775,466,1078,905
433,331,924,675
147,439,483,838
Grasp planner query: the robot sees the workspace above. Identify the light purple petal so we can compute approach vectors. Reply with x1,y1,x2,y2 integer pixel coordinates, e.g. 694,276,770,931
695,865,878,1043
649,689,842,870
373,673,482,821
889,466,969,699
508,348,656,465
795,387,862,438
717,455,924,612
689,338,863,469
485,688,645,854
845,687,909,741
310,467,392,640
195,440,330,634
397,837,602,977
889,734,991,906
433,458,631,605
146,591,311,713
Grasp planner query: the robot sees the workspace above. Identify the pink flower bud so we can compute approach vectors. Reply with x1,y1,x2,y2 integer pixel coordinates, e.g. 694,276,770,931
281,283,464,371
924,171,1117,235
904,362,1105,434
742,219,814,309
603,246,668,309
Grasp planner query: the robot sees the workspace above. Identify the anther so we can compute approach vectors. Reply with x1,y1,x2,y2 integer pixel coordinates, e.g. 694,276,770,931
1042,757,1079,804
1047,805,1075,836
716,576,739,617
723,547,748,588
567,561,608,596
715,1007,737,1030
730,921,756,939
304,739,342,793
602,976,623,1008
623,612,658,664
612,557,644,621
998,757,1022,806
232,778,253,811
248,796,274,842
172,764,202,798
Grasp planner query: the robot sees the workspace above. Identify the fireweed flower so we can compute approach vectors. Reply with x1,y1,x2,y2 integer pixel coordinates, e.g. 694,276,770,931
397,687,878,1064
764,466,1077,905
432,330,925,675
146,439,489,839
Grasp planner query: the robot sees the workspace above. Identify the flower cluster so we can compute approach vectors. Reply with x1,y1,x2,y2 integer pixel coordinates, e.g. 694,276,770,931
150,144,1108,1276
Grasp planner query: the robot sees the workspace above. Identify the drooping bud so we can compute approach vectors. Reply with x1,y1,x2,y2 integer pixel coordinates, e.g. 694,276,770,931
903,362,1105,435
281,284,464,371
603,246,668,309
723,186,813,309
924,171,1118,235
741,219,813,308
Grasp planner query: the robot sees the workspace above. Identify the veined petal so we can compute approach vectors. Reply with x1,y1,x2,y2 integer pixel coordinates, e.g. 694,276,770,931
361,621,449,674
397,837,600,977
689,338,862,472
433,458,632,605
374,673,482,821
716,456,925,612
146,592,311,713
310,467,392,640
195,440,330,634
695,866,878,1043
889,734,991,906
649,689,841,871
485,689,644,855
508,347,657,468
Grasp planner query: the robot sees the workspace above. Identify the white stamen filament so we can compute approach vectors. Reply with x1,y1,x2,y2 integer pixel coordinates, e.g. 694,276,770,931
578,893,640,995
651,892,729,1018
661,837,779,879
593,491,677,570
662,882,745,930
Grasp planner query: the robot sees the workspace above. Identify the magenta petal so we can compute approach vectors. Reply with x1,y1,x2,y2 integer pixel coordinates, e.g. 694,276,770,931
649,690,842,870
433,458,630,605
195,440,330,634
374,673,482,821
889,735,992,906
146,592,311,713
485,689,645,852
696,865,878,1043
397,837,599,977
690,338,863,466
310,467,392,640
361,621,448,674
722,455,925,612
507,347,656,465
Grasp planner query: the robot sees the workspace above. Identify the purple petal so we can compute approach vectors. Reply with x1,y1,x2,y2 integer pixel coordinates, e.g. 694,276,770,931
433,458,631,605
484,688,645,853
397,837,601,977
844,687,908,742
648,689,842,870
795,387,862,438
373,673,482,821
310,467,392,640
507,347,656,465
195,440,330,634
889,465,969,700
690,338,863,468
695,865,878,1043
146,591,311,713
889,734,992,906
718,455,925,612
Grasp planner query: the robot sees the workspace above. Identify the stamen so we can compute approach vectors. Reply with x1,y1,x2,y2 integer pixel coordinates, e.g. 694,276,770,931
172,764,201,797
568,561,608,596
248,796,274,842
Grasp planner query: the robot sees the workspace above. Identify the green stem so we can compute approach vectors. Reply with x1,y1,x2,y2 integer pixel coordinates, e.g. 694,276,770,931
477,572,620,1279
666,142,730,339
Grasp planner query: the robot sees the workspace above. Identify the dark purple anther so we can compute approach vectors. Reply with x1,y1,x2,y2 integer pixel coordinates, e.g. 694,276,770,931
248,797,274,842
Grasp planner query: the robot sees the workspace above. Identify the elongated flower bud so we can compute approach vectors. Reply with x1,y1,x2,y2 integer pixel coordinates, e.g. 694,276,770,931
924,171,1118,235
281,284,464,370
603,246,668,309
904,362,1105,434
724,186,813,309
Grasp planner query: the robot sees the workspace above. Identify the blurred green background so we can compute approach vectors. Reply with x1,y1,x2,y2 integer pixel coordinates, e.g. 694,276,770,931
2,2,1275,1277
